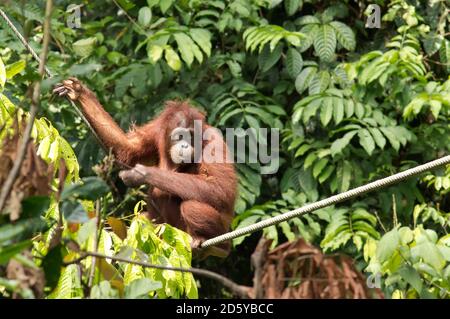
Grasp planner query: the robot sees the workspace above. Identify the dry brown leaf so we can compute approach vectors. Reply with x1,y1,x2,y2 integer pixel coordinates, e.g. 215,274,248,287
0,116,53,221
6,252,45,298
107,216,128,240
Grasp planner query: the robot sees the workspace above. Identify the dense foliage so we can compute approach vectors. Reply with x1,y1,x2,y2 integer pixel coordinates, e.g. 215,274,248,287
0,0,449,298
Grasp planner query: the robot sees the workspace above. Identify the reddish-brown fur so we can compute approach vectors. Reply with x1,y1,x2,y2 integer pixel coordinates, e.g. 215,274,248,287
55,78,237,256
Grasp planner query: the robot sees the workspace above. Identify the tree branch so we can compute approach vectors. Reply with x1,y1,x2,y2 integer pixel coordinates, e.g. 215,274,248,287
0,0,53,212
65,249,250,298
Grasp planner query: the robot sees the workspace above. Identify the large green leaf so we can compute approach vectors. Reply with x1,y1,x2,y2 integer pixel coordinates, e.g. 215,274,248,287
138,6,152,27
285,0,302,16
397,265,423,294
174,33,198,67
125,278,163,299
61,177,109,201
164,47,182,71
313,25,336,62
376,228,400,263
330,21,355,51
286,48,303,79
0,57,6,88
295,67,317,94
73,37,97,57
358,128,375,155
330,131,357,157
259,44,283,72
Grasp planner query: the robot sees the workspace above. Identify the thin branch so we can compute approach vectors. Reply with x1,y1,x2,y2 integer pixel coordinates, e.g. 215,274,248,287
111,0,147,34
0,0,53,212
88,200,102,288
251,238,270,299
392,194,398,228
65,249,250,298
423,57,450,66
373,210,387,233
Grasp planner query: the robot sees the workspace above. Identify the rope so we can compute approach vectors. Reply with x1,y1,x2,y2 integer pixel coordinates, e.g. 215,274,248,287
2,8,449,252
201,155,450,248
0,8,106,151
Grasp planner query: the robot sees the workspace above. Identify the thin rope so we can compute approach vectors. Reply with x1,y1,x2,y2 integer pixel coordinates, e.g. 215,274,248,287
201,155,450,248
0,8,106,151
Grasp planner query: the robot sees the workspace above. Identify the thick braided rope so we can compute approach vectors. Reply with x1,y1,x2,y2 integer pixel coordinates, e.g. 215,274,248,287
202,155,450,248
0,9,106,151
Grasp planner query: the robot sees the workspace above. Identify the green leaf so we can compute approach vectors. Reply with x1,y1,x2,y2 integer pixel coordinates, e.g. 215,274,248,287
286,48,303,79
77,219,97,246
368,127,386,149
439,39,450,73
285,0,302,16
397,265,423,294
295,67,317,94
337,160,352,192
411,242,446,270
173,33,198,67
61,177,109,201
0,240,32,265
21,196,50,218
376,228,400,263
116,0,135,10
279,221,295,241
358,128,375,155
49,264,82,298
330,131,357,157
164,46,182,71
429,100,442,119
5,60,26,79
138,6,152,27
296,15,320,25
60,200,89,223
42,244,63,290
160,0,173,13
344,99,354,117
302,99,321,123
423,32,443,56
125,278,162,299
309,71,330,94
298,24,317,52
320,97,333,126
0,217,49,247
0,57,6,88
379,127,400,151
190,28,212,57
313,25,336,62
330,21,355,51
332,96,344,124
69,63,102,76
298,167,318,201
355,102,365,119
73,37,97,57
148,44,164,63
258,44,282,72
313,158,328,178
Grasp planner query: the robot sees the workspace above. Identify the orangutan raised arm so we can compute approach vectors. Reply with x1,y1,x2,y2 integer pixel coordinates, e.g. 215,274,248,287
53,77,158,165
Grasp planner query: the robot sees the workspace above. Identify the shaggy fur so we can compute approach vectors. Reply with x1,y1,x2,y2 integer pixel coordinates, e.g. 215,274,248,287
55,78,237,256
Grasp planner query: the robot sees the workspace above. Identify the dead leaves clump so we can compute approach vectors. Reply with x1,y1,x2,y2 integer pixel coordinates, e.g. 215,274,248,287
0,117,53,221
252,238,384,299
5,252,46,298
